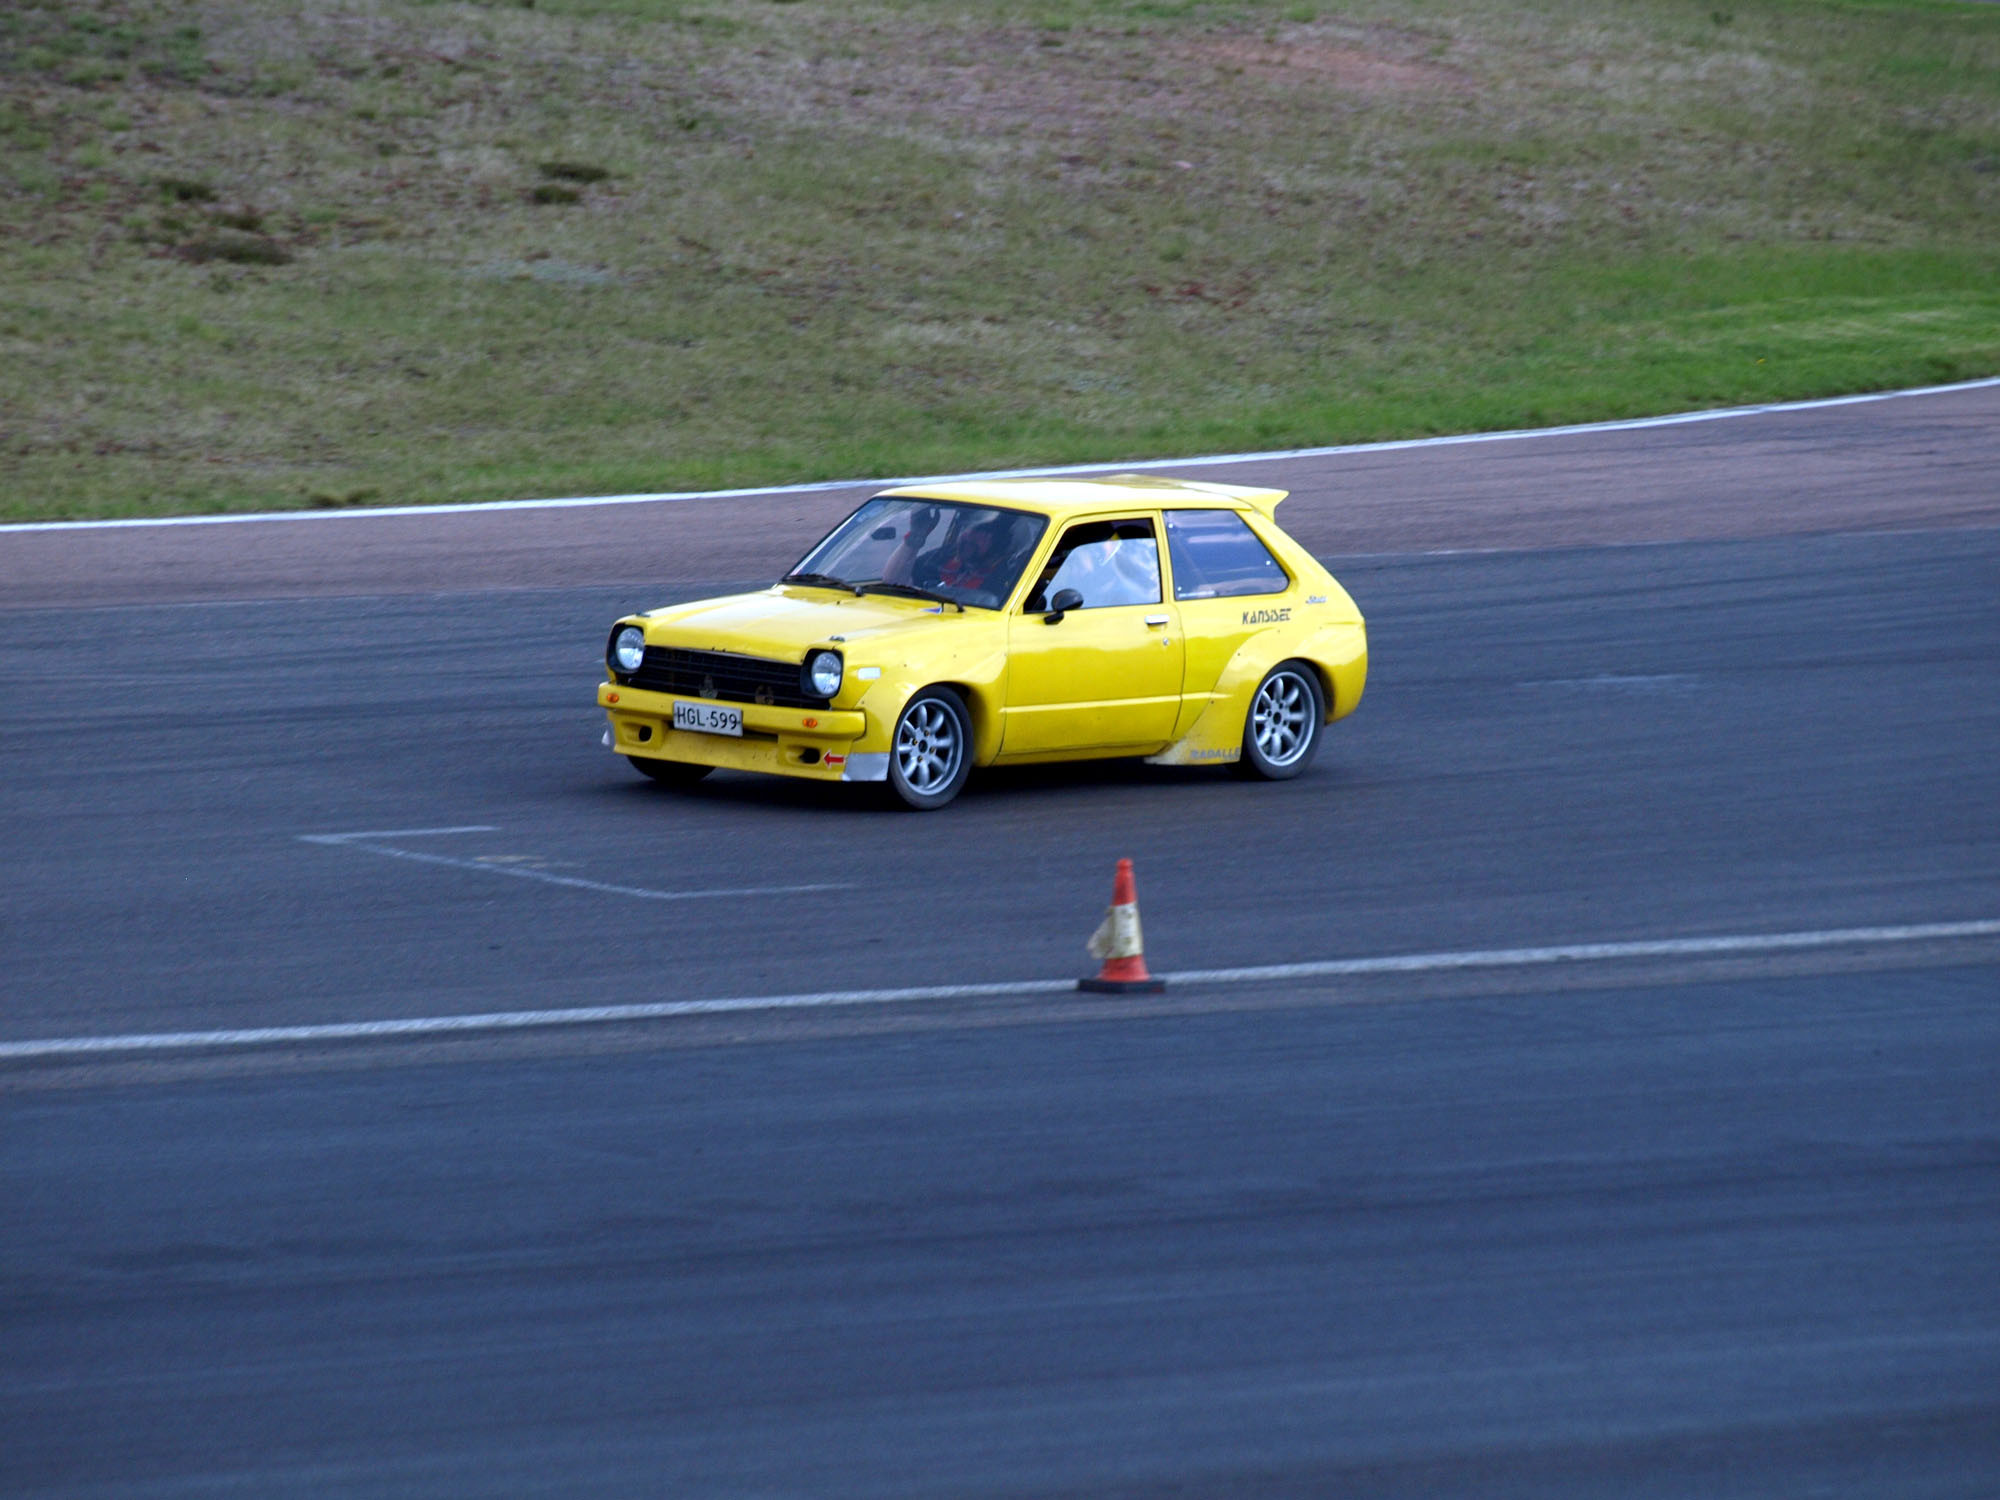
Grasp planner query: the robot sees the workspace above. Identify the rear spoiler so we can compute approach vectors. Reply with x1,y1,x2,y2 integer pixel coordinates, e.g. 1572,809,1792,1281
1102,474,1288,517
1221,485,1287,518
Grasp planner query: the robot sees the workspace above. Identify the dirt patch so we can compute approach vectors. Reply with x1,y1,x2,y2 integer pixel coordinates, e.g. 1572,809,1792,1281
1180,37,1469,95
714,22,1472,150
707,26,1200,146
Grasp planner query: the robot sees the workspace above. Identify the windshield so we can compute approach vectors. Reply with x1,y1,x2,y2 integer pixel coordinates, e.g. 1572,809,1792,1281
786,498,1048,612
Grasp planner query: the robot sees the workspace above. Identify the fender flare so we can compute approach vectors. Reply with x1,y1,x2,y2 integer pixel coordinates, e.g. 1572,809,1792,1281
856,650,1009,764
1144,621,1367,766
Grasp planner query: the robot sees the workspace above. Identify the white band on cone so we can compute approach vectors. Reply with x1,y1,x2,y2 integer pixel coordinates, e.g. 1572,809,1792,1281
1088,903,1144,961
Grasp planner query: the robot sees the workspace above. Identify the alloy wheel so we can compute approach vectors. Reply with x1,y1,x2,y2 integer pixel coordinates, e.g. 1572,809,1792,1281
895,697,963,795
1251,669,1313,768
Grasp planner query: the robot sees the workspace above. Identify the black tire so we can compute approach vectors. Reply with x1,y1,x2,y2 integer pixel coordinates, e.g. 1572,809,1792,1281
627,755,712,787
1236,662,1325,780
885,687,973,810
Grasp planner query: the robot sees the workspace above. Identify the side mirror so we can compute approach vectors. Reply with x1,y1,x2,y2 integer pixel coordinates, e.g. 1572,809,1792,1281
1043,588,1083,625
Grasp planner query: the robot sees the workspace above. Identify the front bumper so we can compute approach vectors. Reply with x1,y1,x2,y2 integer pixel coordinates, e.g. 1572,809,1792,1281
598,682,887,782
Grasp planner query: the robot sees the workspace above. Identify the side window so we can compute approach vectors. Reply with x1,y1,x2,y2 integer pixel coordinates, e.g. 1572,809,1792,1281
1024,519,1162,612
1162,509,1291,600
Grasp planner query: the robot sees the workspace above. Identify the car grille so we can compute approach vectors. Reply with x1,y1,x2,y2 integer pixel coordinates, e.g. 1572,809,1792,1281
623,646,829,710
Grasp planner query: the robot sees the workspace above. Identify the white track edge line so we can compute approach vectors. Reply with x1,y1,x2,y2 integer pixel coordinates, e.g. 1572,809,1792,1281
8,376,1998,534
4,917,1994,1062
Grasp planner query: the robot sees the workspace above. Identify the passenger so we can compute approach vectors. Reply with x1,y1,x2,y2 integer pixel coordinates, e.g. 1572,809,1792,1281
880,506,941,587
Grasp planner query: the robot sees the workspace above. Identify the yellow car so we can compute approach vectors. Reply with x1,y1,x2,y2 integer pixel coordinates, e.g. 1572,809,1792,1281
598,475,1367,809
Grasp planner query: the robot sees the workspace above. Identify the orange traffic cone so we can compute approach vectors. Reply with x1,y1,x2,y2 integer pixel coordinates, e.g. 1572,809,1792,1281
1079,858,1166,993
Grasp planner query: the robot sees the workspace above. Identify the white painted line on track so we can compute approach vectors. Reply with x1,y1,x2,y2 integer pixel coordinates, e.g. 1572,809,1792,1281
304,825,500,841
1161,918,2000,985
299,827,850,903
4,917,1993,1062
8,376,1998,534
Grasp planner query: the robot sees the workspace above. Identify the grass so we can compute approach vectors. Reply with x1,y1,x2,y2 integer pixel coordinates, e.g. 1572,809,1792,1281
1,0,1997,521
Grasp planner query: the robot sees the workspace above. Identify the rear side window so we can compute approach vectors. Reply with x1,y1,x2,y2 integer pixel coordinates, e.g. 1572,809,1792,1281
1163,509,1291,600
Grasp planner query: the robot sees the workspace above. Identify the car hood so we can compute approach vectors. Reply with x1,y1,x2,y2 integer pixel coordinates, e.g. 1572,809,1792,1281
642,586,976,658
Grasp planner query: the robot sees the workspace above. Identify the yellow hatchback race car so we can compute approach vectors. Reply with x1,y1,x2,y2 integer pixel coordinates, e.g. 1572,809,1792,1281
598,475,1367,809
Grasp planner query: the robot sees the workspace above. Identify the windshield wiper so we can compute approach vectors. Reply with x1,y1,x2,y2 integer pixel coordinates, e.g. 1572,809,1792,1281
856,580,964,612
780,571,863,595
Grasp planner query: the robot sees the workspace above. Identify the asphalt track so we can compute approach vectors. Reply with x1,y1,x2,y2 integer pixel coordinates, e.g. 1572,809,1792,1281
3,386,1998,1497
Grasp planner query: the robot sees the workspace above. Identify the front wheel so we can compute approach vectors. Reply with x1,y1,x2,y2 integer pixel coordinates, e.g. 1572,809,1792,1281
627,755,712,787
1236,662,1324,780
886,687,973,810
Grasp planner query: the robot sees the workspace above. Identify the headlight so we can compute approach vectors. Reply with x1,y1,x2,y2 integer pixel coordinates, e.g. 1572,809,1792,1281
611,625,646,674
806,649,843,698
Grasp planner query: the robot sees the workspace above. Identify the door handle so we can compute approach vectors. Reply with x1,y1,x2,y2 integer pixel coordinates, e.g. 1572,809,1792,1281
1144,614,1170,627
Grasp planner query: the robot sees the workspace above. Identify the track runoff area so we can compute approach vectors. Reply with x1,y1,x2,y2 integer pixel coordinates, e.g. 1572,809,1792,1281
2,377,1996,1067
6,373,1997,534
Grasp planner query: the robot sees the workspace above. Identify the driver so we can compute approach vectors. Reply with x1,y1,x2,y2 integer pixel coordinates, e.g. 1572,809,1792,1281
936,522,1005,591
883,510,1015,601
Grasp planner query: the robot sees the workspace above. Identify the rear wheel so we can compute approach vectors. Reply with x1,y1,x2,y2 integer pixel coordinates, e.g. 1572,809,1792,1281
627,756,712,787
886,688,972,810
1237,662,1324,780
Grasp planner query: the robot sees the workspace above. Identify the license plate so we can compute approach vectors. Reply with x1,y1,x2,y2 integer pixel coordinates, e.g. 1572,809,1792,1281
673,701,742,737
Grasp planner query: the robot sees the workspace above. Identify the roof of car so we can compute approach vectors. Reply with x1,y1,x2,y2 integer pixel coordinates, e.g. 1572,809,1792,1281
876,474,1288,518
